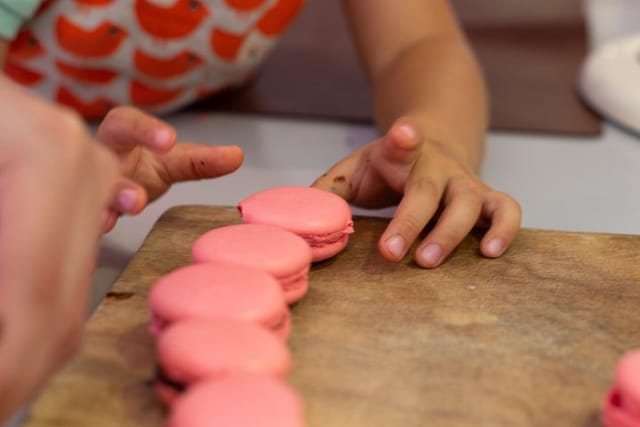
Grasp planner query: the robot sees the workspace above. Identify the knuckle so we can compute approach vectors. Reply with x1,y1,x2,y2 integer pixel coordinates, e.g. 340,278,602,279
101,107,121,126
433,229,465,249
407,176,439,198
451,177,483,196
494,191,522,213
393,214,426,237
447,182,483,207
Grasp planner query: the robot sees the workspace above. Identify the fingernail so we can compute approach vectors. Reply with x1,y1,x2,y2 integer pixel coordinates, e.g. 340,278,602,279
486,238,505,257
153,127,173,148
101,209,110,225
398,123,417,140
101,210,116,233
117,189,138,213
385,235,406,259
420,243,443,266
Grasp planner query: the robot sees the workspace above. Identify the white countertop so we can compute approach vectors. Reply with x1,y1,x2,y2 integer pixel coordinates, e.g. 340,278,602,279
8,0,640,426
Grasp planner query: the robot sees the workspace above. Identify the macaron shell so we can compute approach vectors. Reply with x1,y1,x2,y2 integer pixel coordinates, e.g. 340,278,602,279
148,263,289,338
168,374,304,427
238,186,354,236
157,319,292,385
191,224,312,278
191,223,312,302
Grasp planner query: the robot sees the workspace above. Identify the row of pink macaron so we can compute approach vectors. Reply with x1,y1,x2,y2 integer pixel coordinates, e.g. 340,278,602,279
149,186,356,340
146,187,355,426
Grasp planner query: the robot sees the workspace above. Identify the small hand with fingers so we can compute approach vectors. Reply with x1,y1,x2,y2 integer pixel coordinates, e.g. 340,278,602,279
313,118,521,268
96,107,244,232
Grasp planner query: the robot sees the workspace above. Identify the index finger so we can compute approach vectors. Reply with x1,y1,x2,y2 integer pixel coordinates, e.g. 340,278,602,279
378,172,444,262
96,106,176,154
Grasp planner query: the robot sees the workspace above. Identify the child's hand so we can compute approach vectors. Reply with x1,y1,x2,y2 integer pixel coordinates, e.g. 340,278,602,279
96,107,244,232
312,119,521,268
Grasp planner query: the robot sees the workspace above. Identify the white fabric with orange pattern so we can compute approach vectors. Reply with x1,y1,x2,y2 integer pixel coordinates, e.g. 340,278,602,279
4,0,303,118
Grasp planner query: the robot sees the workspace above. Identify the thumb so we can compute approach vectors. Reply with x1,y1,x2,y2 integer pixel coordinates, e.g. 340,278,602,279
374,119,422,166
311,145,364,202
312,118,422,205
96,106,176,155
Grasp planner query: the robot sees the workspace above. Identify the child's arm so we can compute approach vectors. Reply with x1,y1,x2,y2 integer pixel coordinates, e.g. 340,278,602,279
313,0,521,268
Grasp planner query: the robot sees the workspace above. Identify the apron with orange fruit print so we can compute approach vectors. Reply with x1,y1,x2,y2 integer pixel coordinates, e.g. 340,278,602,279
4,0,304,119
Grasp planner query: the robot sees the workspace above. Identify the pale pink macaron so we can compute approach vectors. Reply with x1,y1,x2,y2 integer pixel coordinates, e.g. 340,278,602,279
167,373,304,427
191,224,312,304
603,349,640,427
148,263,291,340
154,318,292,406
238,186,354,262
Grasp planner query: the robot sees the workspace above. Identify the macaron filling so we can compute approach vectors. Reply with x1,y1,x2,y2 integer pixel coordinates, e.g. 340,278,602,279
156,365,187,394
277,266,309,292
268,310,292,338
149,313,169,336
299,223,354,248
603,386,640,427
151,310,291,339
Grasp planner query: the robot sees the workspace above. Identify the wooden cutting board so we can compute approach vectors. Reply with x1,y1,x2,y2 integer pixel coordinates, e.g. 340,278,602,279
25,206,640,427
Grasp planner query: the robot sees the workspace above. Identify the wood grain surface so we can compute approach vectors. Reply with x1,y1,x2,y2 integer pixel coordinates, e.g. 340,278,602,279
25,206,640,427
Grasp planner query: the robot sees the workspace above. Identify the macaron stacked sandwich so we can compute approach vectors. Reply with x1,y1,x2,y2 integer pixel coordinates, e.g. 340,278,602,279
191,223,313,304
238,186,355,262
146,186,354,426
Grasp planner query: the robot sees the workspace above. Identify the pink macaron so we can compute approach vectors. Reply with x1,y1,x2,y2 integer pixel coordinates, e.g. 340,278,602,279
154,318,292,406
167,373,304,427
191,224,312,304
603,349,640,427
148,263,291,340
238,186,354,262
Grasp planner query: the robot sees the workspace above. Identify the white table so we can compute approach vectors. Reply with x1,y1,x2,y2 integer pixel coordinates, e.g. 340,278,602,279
95,112,640,306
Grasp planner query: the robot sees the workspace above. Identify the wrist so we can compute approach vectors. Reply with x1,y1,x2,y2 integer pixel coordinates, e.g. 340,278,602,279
395,111,486,171
371,41,489,169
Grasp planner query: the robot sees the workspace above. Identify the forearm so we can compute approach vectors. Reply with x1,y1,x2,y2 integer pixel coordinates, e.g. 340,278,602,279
371,35,488,169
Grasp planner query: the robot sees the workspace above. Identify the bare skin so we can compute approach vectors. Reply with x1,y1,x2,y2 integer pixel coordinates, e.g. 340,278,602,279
313,0,521,268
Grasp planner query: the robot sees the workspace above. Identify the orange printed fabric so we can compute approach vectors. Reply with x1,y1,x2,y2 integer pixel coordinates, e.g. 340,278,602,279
5,0,304,119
